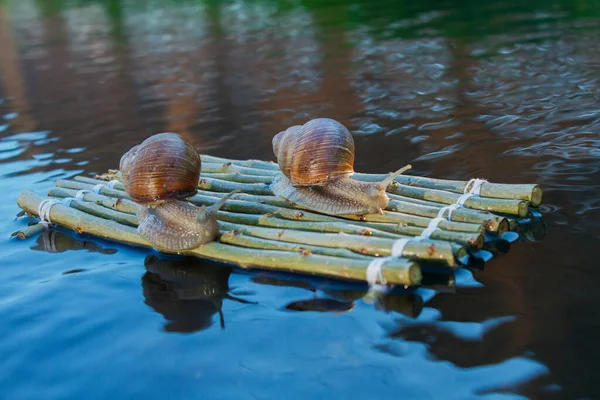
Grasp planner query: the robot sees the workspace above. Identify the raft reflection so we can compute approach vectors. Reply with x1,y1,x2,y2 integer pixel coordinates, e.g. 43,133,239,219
251,272,454,318
142,255,255,333
31,229,117,255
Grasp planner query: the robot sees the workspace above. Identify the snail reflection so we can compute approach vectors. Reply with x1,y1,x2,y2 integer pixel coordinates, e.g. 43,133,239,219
142,255,256,333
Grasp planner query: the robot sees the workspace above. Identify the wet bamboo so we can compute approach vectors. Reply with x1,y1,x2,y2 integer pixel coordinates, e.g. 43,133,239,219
91,173,508,234
49,185,461,266
219,231,373,260
200,155,543,206
197,167,526,217
71,177,488,236
49,187,138,214
198,172,273,184
387,183,529,217
11,222,47,239
198,169,529,218
218,222,459,266
16,190,422,286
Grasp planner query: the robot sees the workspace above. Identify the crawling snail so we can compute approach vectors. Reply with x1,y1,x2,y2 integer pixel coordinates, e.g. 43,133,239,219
119,132,237,252
270,118,411,215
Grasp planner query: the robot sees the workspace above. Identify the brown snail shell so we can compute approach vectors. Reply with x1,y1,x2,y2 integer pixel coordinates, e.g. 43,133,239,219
271,118,411,215
272,118,355,186
119,132,238,251
119,132,201,206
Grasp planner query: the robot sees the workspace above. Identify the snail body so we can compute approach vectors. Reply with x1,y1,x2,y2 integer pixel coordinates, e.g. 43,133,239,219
120,132,236,252
271,118,411,215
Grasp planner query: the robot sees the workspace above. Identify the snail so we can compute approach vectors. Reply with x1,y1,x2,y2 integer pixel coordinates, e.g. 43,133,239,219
119,132,237,252
270,118,411,215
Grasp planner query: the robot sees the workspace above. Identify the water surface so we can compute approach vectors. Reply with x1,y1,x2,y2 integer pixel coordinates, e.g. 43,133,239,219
1,0,600,398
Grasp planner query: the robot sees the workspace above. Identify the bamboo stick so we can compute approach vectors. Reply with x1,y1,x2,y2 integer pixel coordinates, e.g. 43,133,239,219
67,177,485,247
215,211,397,239
219,231,372,260
201,154,279,170
197,166,528,217
48,187,138,214
76,175,489,236
16,190,422,286
387,183,529,217
90,173,510,235
201,162,279,177
48,185,461,266
219,222,458,266
200,172,273,184
11,222,47,239
200,154,543,206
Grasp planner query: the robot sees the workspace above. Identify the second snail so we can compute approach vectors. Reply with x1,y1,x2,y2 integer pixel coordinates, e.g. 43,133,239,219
271,118,411,216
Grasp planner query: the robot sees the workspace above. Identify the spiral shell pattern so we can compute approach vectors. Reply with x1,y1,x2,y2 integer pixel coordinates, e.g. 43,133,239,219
119,132,201,205
272,118,355,186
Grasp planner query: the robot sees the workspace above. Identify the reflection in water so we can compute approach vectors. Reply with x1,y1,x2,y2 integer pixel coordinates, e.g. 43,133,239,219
252,272,427,318
284,297,355,313
142,255,256,333
31,229,117,255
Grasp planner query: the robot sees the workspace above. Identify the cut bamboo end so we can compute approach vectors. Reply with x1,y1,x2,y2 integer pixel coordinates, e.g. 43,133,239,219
530,185,543,207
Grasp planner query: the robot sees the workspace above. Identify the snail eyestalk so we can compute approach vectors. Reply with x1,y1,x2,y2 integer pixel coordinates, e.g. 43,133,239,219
207,189,241,215
376,164,412,191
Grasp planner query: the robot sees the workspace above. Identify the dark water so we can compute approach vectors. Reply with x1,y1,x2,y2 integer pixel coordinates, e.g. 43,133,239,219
1,0,599,398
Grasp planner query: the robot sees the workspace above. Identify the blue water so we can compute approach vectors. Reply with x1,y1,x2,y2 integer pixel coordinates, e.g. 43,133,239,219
1,0,599,398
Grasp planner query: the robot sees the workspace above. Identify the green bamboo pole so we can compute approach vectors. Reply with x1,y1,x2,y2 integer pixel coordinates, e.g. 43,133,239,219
70,177,488,242
201,154,279,170
16,190,422,286
219,231,372,260
75,176,492,237
48,187,138,214
214,211,396,239
48,185,461,266
201,162,280,177
200,154,543,206
91,173,511,234
199,172,273,184
387,183,529,217
56,179,129,199
11,222,47,239
219,222,458,266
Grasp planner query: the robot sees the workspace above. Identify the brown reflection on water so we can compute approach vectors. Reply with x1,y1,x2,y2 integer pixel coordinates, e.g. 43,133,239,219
0,6,36,133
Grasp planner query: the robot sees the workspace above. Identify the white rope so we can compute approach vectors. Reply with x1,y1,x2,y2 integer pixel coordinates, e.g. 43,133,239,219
464,178,487,195
107,180,120,189
91,184,105,194
62,197,78,207
37,199,62,227
437,203,461,221
366,177,489,285
365,256,390,290
76,189,91,199
420,217,446,238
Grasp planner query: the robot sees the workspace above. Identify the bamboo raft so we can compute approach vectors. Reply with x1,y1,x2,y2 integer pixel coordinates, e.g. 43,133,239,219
13,153,545,289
